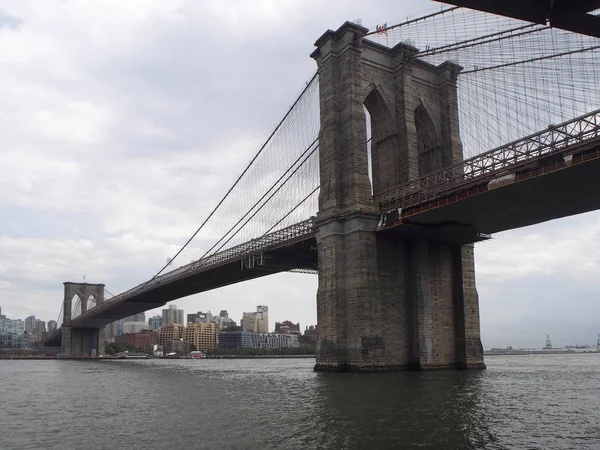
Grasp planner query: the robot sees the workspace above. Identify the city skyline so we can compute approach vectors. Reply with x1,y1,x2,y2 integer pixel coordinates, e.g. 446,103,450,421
0,0,599,349
4,297,600,350
0,301,315,334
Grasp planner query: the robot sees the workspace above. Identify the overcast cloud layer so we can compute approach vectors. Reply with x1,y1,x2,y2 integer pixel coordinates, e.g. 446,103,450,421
1,0,598,349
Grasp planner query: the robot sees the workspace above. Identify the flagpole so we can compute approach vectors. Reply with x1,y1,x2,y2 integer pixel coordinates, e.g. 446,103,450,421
376,23,390,47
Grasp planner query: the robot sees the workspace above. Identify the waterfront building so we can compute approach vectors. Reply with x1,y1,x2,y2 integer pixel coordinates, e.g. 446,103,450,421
162,305,184,327
122,313,148,334
34,320,46,344
217,331,299,349
47,320,57,333
184,323,218,351
105,319,124,340
115,330,159,351
16,334,30,348
187,311,209,325
221,322,241,332
148,316,162,329
126,313,146,323
253,333,299,349
210,311,236,329
303,325,317,343
0,307,5,319
163,339,191,355
218,331,254,349
24,315,36,335
0,316,28,348
104,320,120,342
241,305,268,333
275,321,301,335
159,325,184,346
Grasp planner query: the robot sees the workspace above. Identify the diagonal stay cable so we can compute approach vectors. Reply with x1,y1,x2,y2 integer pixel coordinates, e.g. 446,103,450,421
260,185,320,238
364,6,460,36
139,72,318,289
185,137,319,272
204,144,320,260
461,45,600,75
416,24,548,57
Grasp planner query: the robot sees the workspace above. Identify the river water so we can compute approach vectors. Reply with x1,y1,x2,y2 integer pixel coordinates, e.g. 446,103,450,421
1,355,599,449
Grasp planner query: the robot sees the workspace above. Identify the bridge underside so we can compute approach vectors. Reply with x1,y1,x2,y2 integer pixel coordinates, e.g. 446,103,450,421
45,239,317,348
380,145,600,240
435,0,600,38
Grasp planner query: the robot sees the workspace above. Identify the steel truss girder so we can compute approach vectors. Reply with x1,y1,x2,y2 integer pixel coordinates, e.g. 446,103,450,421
376,109,600,212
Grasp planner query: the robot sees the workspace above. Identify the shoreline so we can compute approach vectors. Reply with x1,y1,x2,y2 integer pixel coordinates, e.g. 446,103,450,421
204,354,315,359
485,350,598,356
0,354,317,360
3,352,598,360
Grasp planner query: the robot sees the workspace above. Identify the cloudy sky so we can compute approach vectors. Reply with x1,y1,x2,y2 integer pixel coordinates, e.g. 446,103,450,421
1,0,598,349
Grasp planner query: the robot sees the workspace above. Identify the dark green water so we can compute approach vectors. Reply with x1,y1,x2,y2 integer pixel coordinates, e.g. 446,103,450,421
1,355,599,449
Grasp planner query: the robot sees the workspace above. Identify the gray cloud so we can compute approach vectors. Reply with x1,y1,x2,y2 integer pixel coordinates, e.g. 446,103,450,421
0,11,21,30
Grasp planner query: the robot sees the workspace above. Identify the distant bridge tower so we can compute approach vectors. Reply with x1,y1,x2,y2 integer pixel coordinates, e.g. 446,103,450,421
597,334,599,352
311,22,484,371
62,282,105,357
545,335,552,349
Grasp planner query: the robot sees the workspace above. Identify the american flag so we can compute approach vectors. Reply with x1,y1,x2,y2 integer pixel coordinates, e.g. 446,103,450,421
376,23,388,35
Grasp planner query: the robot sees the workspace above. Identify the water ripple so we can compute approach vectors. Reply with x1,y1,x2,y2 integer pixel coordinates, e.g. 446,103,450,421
1,355,600,449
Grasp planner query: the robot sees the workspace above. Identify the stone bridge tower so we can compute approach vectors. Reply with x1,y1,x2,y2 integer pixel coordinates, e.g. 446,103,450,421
311,22,484,371
62,282,105,357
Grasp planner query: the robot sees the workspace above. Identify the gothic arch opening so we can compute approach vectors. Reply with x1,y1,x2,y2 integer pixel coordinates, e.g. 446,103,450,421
363,88,396,195
71,294,82,319
87,294,97,311
363,105,373,195
415,104,449,176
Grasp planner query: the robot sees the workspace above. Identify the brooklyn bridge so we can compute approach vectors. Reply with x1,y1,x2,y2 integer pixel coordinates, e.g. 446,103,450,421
45,2,600,371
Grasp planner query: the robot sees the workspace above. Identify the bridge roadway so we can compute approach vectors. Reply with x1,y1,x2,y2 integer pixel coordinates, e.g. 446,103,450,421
45,109,600,347
376,109,600,243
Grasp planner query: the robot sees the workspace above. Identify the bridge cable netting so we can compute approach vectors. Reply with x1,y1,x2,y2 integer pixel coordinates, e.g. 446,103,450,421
128,73,321,293
365,6,600,160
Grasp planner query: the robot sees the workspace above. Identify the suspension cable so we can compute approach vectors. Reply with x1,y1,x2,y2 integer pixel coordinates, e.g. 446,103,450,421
207,145,320,258
186,138,319,271
416,24,547,57
461,45,600,74
143,72,318,285
364,6,461,36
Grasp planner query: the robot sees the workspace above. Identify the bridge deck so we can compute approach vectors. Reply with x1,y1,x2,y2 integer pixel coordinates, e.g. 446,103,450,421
45,221,316,346
380,144,600,242
377,110,600,242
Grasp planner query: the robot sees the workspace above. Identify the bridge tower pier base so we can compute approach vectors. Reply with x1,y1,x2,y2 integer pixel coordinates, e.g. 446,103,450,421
311,22,484,371
97,327,105,356
61,282,105,357
61,326,72,358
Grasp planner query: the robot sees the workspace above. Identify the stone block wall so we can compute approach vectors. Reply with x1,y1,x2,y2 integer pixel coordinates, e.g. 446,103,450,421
312,22,484,371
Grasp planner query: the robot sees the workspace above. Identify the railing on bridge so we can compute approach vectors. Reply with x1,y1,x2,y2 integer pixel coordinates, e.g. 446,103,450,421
376,109,600,211
69,219,316,323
